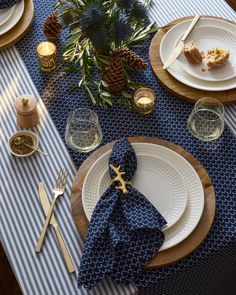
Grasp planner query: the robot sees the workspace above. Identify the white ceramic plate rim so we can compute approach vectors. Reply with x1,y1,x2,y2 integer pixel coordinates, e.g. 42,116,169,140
82,142,205,251
0,6,15,26
0,0,24,36
160,17,236,91
177,26,236,82
82,151,188,229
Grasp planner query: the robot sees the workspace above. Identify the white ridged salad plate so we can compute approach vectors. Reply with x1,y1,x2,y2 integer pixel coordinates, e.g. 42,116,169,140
0,1,24,36
160,17,236,91
0,6,14,26
177,26,236,82
82,143,204,251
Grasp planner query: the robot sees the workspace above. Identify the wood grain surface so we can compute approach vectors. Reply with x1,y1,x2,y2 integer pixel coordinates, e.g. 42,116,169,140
226,0,236,11
0,243,22,295
149,16,236,104
71,137,216,268
0,0,34,50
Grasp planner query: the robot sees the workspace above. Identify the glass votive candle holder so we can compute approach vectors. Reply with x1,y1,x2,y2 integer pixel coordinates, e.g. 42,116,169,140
36,41,56,72
133,88,158,115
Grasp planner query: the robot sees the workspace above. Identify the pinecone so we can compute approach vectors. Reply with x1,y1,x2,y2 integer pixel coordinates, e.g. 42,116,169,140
107,59,127,93
43,12,62,42
113,48,147,71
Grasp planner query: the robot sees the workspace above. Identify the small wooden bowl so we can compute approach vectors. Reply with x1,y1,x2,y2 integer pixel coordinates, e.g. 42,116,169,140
8,130,39,158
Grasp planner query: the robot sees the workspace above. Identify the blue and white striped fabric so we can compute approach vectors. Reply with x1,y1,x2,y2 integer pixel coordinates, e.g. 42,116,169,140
0,48,137,295
0,1,235,295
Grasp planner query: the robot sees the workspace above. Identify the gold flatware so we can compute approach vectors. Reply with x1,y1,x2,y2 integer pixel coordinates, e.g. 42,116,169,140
38,182,75,273
162,15,201,69
14,136,48,156
35,168,67,252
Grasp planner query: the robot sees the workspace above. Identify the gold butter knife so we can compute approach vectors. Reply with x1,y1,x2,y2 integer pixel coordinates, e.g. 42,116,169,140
38,182,75,273
162,15,201,69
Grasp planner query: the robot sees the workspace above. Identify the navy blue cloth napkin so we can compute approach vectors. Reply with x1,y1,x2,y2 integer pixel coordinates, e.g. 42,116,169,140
77,139,167,289
0,0,21,9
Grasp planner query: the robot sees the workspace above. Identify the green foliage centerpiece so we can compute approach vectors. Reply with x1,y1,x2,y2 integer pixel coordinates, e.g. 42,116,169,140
54,0,158,108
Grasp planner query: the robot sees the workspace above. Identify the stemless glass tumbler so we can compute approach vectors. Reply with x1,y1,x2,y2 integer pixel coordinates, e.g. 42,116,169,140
65,108,103,153
187,97,225,141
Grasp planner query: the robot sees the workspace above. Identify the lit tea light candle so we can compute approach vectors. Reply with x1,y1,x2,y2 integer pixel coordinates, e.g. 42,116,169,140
36,41,56,72
133,88,158,115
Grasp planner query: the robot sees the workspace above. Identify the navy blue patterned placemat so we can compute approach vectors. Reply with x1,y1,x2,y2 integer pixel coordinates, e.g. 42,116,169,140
16,0,236,293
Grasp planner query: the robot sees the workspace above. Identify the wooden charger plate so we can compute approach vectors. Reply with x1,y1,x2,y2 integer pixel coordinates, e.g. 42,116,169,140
0,0,34,50
149,16,236,104
71,137,216,268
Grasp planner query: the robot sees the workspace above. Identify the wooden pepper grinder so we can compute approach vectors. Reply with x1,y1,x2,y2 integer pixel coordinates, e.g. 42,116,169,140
14,94,39,128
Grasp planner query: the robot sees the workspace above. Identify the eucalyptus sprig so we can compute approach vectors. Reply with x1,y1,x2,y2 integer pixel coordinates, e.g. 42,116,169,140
54,0,158,108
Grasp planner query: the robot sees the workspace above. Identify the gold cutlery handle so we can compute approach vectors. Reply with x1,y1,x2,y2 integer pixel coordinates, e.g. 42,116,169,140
35,198,57,252
53,225,75,273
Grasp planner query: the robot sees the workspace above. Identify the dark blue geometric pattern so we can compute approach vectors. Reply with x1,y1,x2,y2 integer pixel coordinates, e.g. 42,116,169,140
138,243,236,295
0,0,21,9
77,139,166,289
16,0,236,292
109,139,137,181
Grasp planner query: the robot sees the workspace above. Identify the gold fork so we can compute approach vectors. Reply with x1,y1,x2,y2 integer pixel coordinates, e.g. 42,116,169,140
35,168,68,253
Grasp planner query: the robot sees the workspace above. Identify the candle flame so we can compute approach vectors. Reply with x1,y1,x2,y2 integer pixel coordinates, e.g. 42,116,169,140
137,96,152,105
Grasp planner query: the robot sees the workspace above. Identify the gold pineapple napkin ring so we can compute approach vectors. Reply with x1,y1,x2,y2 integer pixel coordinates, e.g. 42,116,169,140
110,164,131,195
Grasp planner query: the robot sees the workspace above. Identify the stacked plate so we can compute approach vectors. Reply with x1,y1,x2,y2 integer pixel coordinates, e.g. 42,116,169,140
81,143,205,251
160,17,236,91
0,1,24,36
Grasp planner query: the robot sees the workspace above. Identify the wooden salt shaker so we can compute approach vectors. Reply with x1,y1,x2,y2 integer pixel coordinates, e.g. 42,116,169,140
14,95,39,128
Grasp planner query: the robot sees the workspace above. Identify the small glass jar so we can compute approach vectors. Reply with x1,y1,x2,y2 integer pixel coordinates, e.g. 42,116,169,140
36,41,56,72
133,88,158,115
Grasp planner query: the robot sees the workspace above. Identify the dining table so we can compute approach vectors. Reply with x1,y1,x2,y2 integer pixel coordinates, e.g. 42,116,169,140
1,0,236,294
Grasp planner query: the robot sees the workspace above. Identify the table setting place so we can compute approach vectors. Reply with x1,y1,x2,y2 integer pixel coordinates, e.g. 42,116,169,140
1,0,236,295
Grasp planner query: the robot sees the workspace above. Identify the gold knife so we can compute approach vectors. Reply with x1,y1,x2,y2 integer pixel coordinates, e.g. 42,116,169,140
162,15,201,69
38,182,75,273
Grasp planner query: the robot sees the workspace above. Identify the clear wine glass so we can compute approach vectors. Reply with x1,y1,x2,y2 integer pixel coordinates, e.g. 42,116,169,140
65,108,103,153
187,97,225,141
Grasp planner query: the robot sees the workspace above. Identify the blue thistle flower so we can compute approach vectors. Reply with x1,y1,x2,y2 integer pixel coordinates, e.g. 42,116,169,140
61,10,75,26
130,1,148,21
89,28,110,53
79,2,106,34
117,0,135,10
113,20,132,46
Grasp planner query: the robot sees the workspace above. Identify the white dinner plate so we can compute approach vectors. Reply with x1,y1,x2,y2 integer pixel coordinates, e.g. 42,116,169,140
177,26,236,82
0,1,24,36
82,143,205,251
83,153,188,230
0,6,14,26
160,17,236,91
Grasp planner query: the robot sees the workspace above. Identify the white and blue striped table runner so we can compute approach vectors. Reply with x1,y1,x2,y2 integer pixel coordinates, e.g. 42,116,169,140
0,48,137,295
1,1,235,295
